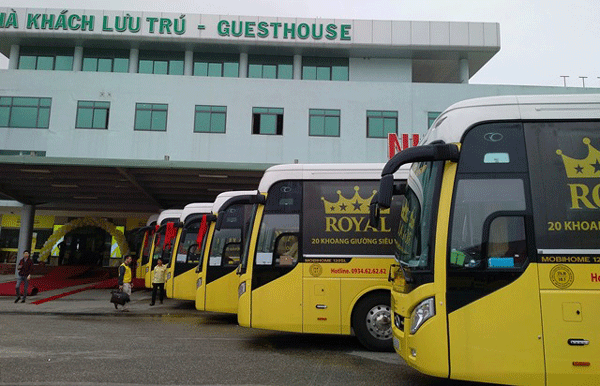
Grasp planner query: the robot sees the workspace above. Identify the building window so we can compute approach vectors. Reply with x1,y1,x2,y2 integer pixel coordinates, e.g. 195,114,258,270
248,55,293,79
367,110,398,138
309,109,340,137
138,51,184,75
302,57,349,81
0,97,51,128
134,103,168,131
82,49,129,73
194,105,226,133
75,101,110,129
18,47,73,71
252,107,283,135
428,111,441,129
193,53,239,77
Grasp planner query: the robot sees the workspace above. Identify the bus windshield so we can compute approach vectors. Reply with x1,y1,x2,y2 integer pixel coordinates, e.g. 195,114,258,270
394,161,442,270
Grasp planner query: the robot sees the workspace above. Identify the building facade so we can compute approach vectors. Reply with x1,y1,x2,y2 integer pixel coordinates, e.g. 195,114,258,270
0,7,598,262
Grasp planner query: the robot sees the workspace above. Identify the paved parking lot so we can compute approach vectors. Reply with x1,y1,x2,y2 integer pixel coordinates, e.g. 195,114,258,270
0,278,485,386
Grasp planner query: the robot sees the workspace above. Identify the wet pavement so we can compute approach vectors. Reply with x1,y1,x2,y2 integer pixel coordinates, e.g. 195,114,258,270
0,273,197,316
0,273,490,386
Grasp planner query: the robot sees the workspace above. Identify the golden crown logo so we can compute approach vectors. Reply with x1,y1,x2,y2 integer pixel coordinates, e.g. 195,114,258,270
556,137,600,178
322,186,389,214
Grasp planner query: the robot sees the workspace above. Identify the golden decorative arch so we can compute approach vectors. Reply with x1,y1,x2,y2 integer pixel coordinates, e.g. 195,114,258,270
39,217,129,262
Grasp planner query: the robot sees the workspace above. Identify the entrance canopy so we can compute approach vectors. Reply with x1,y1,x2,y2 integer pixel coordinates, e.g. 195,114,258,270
0,156,270,213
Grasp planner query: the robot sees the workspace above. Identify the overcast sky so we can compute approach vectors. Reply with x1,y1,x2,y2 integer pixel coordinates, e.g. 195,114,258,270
1,0,599,88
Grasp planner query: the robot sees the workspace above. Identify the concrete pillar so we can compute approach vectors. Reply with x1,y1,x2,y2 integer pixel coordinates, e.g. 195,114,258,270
15,205,35,275
73,46,84,72
184,49,193,76
459,58,469,84
293,54,302,80
8,44,19,69
129,48,139,73
239,52,248,78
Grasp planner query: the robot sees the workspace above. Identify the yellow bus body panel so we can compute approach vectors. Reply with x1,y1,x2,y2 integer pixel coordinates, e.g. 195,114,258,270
448,265,545,385
251,264,303,332
170,267,197,301
392,161,456,378
392,283,449,378
302,258,392,335
194,224,214,311
194,268,206,311
205,270,239,314
538,263,600,386
165,229,183,298
237,205,263,327
302,277,342,334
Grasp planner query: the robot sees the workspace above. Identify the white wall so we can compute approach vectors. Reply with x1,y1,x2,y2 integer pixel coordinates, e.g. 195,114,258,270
0,69,597,166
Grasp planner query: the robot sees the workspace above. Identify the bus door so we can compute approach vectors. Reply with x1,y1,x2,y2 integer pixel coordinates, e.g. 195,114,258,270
168,220,202,300
136,227,153,280
446,124,544,384
246,181,303,332
204,203,253,313
525,122,600,385
140,226,157,285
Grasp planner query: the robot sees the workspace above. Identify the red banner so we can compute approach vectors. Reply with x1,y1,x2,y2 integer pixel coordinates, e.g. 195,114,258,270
196,215,208,246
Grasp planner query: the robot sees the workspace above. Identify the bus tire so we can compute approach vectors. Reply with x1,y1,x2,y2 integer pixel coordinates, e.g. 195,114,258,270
352,292,393,352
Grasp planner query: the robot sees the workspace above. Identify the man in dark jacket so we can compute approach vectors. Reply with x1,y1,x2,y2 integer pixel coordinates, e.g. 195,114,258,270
15,250,33,303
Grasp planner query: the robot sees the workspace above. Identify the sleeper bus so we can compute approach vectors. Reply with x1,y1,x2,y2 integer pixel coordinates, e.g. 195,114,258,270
237,163,409,351
194,190,256,314
371,94,600,385
143,209,182,289
164,203,212,300
133,214,158,286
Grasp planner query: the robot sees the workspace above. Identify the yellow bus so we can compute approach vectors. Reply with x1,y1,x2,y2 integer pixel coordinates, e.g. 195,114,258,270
164,203,212,300
237,163,409,351
143,209,182,289
134,214,158,282
371,94,600,385
195,190,256,314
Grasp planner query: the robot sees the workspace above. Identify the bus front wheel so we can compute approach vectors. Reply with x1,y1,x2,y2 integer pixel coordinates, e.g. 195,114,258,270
352,292,393,352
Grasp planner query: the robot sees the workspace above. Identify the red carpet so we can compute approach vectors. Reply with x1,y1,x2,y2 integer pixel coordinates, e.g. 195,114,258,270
0,266,113,296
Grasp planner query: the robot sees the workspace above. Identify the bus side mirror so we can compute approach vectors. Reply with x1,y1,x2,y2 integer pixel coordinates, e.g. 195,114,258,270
378,175,394,208
369,192,381,228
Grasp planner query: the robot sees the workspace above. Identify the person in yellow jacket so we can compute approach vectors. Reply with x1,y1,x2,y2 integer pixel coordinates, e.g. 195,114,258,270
150,258,167,306
118,255,133,311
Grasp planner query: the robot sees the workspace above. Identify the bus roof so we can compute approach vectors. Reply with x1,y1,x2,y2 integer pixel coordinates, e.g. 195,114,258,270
212,190,258,214
180,203,212,222
145,214,159,226
258,163,410,192
425,94,600,145
157,209,183,225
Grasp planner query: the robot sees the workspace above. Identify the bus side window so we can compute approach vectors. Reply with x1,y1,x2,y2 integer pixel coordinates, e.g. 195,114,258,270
449,179,526,269
255,213,300,266
273,233,299,266
221,241,241,266
485,216,527,269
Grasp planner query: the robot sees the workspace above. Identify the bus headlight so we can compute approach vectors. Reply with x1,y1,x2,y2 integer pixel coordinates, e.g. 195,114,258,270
410,297,435,335
196,278,202,289
167,272,171,281
238,281,246,298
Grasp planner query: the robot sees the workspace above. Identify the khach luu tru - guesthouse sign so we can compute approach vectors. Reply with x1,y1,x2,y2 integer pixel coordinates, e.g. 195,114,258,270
0,9,352,41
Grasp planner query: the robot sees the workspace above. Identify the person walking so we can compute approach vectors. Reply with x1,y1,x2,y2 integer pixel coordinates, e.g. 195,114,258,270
15,250,33,303
117,254,133,311
150,258,167,306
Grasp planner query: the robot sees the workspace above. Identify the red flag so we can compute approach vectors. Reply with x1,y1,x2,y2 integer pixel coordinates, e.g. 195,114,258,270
164,222,177,247
196,215,208,246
